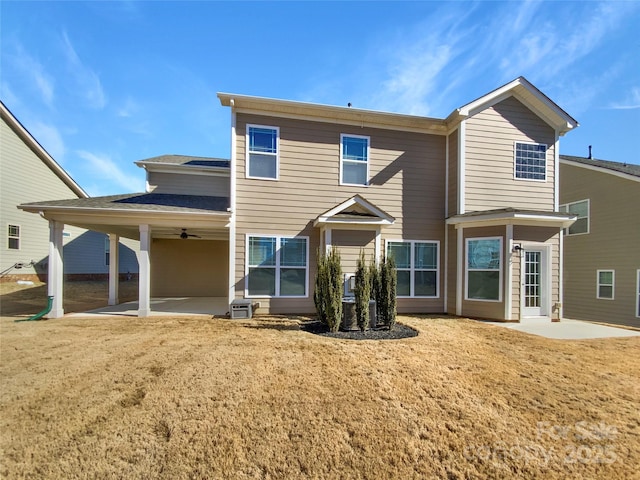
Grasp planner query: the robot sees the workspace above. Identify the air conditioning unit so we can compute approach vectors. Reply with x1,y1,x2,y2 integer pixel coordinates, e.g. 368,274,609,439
230,299,252,319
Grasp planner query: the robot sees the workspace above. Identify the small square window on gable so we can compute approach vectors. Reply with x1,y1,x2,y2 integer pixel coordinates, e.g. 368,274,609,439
247,125,279,180
341,134,369,186
514,142,547,181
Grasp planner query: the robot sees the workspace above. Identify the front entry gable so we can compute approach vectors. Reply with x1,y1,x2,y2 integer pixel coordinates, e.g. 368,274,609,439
313,195,395,227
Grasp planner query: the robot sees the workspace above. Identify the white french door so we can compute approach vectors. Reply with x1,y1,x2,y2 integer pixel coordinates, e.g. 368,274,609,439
521,248,549,317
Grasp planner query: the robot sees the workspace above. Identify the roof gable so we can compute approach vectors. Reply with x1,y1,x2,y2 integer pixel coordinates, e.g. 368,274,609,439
450,77,578,136
0,101,88,198
314,195,395,226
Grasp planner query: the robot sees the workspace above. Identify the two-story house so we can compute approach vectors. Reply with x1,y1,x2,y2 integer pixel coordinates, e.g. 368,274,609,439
560,154,640,328
19,77,578,321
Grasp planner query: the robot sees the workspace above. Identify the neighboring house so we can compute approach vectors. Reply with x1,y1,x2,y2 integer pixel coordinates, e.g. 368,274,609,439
559,155,640,328
19,77,579,320
0,101,139,283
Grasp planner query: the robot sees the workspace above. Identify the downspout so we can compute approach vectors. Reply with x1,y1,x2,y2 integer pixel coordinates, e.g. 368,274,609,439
228,99,237,306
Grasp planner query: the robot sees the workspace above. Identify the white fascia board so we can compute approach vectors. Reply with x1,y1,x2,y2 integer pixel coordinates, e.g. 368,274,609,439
313,217,393,227
136,163,230,177
446,212,577,229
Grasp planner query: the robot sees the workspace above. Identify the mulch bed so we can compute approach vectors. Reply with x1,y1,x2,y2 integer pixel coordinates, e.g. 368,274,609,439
301,320,418,340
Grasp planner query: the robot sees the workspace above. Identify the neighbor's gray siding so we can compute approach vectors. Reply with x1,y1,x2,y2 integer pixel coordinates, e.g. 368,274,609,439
234,113,447,314
560,162,640,327
63,230,139,275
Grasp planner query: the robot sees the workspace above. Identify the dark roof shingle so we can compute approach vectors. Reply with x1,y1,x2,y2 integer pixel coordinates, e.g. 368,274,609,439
560,155,640,178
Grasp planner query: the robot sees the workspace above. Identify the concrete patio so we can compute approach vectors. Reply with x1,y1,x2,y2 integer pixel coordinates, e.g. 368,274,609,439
66,297,229,318
484,317,640,340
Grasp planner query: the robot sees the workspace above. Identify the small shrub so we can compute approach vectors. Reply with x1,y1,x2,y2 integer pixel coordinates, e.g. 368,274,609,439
354,250,371,331
378,255,397,329
314,247,343,332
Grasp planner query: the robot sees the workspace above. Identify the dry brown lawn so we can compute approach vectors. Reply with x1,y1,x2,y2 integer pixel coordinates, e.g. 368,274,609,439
1,283,639,479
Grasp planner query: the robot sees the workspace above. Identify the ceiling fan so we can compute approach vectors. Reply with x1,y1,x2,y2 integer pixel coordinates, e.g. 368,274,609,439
177,228,201,239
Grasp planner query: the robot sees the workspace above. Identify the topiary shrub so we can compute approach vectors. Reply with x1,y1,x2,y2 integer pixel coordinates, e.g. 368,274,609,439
314,247,343,332
378,254,397,330
354,250,371,332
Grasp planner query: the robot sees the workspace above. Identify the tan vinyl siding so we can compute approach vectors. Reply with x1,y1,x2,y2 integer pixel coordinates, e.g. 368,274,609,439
235,113,447,314
332,230,375,275
447,129,458,216
560,163,640,327
151,239,228,297
148,171,229,197
465,96,556,212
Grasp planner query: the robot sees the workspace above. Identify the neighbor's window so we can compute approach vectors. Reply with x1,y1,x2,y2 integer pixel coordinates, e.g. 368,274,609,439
247,125,279,179
247,235,308,297
341,134,369,185
387,240,439,297
466,237,502,301
559,199,589,235
8,225,20,250
597,270,614,300
515,142,547,181
104,237,110,266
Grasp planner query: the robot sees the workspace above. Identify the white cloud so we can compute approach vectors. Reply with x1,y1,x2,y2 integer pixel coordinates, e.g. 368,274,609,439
30,122,66,162
61,31,107,109
116,97,139,118
76,150,143,193
8,43,55,107
609,87,640,110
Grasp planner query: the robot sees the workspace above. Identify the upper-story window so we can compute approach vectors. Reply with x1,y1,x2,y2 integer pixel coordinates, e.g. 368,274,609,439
247,125,279,180
8,225,20,250
514,142,547,181
340,134,369,186
559,199,589,235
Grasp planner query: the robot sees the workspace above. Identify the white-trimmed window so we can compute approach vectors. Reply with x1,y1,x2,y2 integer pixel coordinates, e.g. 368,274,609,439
559,199,589,235
597,270,614,300
8,225,20,250
104,237,110,266
387,240,439,298
247,125,279,179
515,142,547,181
340,134,369,186
246,235,308,297
466,237,502,301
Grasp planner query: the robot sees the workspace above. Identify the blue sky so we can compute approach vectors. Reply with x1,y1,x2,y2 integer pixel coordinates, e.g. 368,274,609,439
2,1,639,196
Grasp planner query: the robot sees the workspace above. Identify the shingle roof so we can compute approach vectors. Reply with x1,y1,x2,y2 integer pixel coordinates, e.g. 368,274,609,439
137,155,230,169
560,155,640,178
21,192,230,214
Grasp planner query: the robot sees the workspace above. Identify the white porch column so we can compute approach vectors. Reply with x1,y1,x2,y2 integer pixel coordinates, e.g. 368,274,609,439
108,233,120,306
505,224,513,321
47,220,64,318
138,224,151,317
375,226,382,265
324,227,332,255
456,226,464,316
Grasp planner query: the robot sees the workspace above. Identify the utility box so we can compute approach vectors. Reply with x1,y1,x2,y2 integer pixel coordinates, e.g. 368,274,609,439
230,299,252,319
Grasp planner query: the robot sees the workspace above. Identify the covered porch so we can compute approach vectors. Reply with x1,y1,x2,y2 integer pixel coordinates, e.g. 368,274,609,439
19,192,231,318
